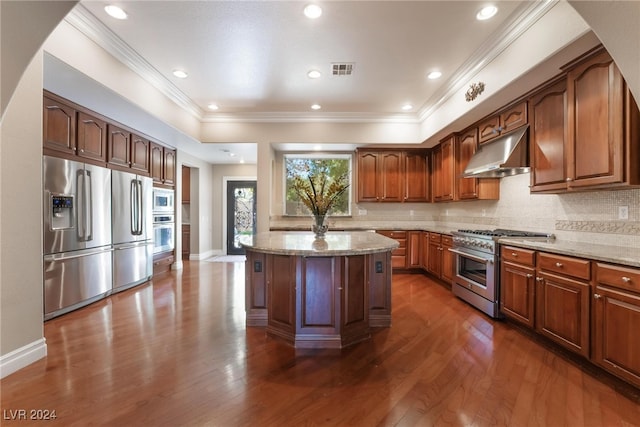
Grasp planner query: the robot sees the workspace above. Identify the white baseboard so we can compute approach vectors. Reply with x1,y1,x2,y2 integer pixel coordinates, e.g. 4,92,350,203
190,249,221,261
0,338,47,379
171,260,183,270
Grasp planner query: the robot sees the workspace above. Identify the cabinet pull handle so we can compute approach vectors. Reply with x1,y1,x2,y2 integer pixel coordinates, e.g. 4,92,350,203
594,293,602,299
622,276,632,283
566,178,572,182
511,252,518,257
526,274,533,278
536,277,544,282
555,262,563,268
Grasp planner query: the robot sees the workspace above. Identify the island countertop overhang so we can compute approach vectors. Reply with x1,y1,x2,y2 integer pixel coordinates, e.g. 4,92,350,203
239,231,399,256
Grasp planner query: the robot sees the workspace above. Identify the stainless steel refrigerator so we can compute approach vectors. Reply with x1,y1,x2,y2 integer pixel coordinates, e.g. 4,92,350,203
111,170,153,292
43,156,113,320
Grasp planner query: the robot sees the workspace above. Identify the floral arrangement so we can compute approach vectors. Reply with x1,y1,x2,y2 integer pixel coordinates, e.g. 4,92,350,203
290,168,349,218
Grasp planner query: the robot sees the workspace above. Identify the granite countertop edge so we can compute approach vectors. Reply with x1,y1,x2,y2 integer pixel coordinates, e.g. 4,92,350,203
240,231,399,256
498,238,640,268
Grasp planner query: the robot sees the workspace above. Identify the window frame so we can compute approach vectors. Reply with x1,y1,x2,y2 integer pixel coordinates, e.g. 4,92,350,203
283,153,353,217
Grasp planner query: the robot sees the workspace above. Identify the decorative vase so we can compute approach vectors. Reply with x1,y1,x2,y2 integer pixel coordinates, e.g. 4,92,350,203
312,214,328,238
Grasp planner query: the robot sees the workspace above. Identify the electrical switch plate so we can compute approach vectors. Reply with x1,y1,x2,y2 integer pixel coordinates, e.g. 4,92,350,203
618,206,629,220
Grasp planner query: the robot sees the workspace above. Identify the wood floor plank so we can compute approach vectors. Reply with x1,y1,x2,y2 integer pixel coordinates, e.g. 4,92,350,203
1,261,639,426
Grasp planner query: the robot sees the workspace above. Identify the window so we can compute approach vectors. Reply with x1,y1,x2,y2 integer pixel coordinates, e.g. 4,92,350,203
284,154,352,216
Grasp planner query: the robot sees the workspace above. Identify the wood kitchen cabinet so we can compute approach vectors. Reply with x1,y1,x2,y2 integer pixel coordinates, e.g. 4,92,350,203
440,235,454,285
432,135,455,202
477,101,528,144
43,93,107,165
43,94,77,156
357,149,429,203
130,133,150,175
535,252,591,358
182,166,191,203
107,124,131,168
455,128,500,200
420,231,430,270
357,150,402,202
403,151,430,202
529,47,640,193
593,263,640,388
151,142,176,187
407,231,422,269
377,230,407,269
76,111,107,163
427,233,442,278
182,225,190,260
500,246,536,328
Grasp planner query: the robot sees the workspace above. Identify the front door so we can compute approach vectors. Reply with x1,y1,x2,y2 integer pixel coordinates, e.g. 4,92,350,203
226,181,257,255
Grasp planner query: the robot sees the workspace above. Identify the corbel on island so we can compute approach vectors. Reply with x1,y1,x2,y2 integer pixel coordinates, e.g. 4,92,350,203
240,231,399,349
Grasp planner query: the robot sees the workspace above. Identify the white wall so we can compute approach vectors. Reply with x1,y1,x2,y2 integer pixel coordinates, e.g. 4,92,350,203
0,52,47,376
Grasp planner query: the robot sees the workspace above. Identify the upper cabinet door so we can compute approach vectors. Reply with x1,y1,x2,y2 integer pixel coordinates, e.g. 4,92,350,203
379,152,403,202
500,101,528,134
478,116,501,144
107,124,131,167
130,133,150,175
433,137,454,202
529,80,569,192
43,95,76,155
357,151,380,202
76,112,107,163
163,149,176,186
568,50,624,188
150,142,164,184
456,129,478,200
403,151,429,202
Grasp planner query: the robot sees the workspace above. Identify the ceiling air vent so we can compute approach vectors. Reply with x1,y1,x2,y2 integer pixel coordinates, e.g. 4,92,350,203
332,63,354,76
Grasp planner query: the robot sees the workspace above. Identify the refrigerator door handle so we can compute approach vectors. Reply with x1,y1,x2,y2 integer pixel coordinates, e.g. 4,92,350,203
77,170,86,241
130,180,138,235
137,180,144,235
85,169,93,242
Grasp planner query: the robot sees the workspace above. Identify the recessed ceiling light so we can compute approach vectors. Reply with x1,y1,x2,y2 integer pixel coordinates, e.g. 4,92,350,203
172,69,188,79
307,70,322,79
229,152,236,157
304,4,322,19
402,104,413,111
427,71,442,80
207,103,219,110
104,5,127,20
476,5,498,20
311,104,322,110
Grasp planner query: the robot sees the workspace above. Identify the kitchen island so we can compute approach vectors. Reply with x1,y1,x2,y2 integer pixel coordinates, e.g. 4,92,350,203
240,231,399,349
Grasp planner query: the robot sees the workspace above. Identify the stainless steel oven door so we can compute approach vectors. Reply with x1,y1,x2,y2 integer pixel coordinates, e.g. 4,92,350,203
153,222,175,254
449,247,496,301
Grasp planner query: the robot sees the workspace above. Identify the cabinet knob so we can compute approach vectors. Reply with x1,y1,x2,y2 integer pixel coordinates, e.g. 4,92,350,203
622,276,632,283
594,293,602,299
555,262,563,268
526,274,533,278
80,149,84,153
536,277,544,282
565,178,572,182
511,252,518,257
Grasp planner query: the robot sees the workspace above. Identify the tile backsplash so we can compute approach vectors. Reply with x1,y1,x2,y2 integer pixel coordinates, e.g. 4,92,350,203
271,173,640,248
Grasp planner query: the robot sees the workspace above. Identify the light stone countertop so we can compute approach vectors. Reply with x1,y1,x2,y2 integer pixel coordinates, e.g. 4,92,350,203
498,238,640,268
269,223,456,235
239,231,399,256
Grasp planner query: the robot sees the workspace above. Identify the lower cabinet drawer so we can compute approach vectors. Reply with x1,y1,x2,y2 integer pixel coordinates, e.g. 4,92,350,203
538,253,591,280
596,263,640,294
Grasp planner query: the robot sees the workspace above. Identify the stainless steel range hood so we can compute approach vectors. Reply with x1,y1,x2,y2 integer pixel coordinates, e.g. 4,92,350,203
462,125,529,178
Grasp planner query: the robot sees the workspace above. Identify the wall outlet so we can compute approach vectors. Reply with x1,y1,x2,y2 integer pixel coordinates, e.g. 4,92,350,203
482,209,486,217
409,210,414,216
618,206,629,220
358,208,367,216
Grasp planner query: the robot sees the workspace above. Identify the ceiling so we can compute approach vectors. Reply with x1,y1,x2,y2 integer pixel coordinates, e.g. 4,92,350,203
66,1,567,163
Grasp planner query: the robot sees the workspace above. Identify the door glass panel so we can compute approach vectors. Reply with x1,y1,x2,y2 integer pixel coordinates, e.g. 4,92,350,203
227,181,256,255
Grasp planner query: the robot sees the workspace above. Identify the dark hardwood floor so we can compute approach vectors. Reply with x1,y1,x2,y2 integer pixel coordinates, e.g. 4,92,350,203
2,261,639,426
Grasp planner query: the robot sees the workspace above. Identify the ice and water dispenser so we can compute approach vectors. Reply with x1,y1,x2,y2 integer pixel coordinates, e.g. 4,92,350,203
50,195,74,230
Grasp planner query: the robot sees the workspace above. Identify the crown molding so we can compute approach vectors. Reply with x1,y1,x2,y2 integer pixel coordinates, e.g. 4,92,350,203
65,1,556,126
200,112,421,124
65,5,204,120
417,0,559,122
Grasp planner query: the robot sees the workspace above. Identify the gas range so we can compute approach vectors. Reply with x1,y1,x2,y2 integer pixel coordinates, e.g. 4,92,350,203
452,229,554,255
450,228,554,319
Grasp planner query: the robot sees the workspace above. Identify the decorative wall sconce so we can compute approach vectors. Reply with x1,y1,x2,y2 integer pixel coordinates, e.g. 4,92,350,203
465,82,486,102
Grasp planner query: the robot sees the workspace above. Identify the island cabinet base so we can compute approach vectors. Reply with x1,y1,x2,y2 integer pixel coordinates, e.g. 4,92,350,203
245,250,393,349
